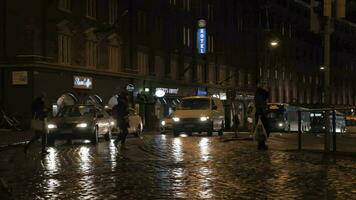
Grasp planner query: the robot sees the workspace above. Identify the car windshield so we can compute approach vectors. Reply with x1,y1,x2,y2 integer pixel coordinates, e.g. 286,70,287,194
57,105,97,118
178,99,210,110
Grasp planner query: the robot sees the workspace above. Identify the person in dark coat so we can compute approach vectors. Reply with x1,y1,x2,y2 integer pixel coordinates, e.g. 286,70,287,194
25,93,48,155
254,82,270,150
113,91,130,150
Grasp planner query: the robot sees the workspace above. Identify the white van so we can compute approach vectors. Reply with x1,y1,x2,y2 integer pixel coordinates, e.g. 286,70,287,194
172,96,225,136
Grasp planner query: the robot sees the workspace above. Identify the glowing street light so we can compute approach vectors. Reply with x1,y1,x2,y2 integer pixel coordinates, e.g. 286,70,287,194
270,40,279,47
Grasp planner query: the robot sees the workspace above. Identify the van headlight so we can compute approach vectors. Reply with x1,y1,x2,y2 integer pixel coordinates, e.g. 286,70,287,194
47,124,57,129
200,116,209,121
278,123,283,127
172,117,180,122
110,121,115,126
161,120,166,126
76,123,88,128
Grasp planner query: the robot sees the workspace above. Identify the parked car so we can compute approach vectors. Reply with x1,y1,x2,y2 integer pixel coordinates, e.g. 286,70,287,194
160,114,173,134
46,104,116,145
127,108,143,137
108,108,143,137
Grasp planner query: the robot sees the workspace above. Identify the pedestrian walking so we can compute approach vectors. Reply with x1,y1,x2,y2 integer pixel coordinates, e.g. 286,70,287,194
254,81,270,150
113,91,130,150
232,113,240,137
25,93,48,155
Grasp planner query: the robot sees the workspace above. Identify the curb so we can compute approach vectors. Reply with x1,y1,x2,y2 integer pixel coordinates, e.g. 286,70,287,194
0,141,28,152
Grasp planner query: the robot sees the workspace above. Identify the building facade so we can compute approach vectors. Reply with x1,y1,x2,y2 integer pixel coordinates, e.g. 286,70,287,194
0,0,355,130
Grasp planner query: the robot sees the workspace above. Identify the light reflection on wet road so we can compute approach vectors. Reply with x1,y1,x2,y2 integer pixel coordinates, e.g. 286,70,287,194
0,133,355,199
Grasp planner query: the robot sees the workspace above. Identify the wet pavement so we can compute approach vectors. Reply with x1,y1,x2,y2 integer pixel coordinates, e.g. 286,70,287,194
0,132,355,199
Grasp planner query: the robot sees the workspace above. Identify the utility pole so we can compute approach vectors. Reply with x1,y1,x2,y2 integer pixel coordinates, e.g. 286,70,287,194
310,0,345,152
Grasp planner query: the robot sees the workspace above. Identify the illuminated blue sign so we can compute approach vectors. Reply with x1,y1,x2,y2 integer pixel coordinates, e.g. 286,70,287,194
197,28,206,54
197,89,208,96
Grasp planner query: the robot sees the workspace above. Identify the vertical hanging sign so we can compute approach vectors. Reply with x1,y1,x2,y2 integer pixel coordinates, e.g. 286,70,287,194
197,19,207,54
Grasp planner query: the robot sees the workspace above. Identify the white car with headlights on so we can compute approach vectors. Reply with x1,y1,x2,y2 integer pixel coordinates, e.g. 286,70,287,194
46,104,116,145
160,114,173,134
171,96,225,137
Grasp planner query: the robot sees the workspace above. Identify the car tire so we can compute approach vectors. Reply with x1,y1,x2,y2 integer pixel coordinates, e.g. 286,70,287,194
104,129,112,141
91,127,99,144
134,125,142,137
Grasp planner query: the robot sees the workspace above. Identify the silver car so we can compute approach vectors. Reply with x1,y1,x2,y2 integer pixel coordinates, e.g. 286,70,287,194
160,114,173,134
46,104,116,145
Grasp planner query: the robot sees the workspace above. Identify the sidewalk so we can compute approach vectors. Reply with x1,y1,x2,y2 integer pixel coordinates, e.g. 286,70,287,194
0,129,34,150
222,132,356,155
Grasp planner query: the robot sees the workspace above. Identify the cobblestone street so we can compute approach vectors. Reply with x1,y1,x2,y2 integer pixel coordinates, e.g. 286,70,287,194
0,133,355,199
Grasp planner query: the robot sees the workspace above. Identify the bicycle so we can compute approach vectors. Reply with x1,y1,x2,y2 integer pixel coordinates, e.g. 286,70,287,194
0,109,23,131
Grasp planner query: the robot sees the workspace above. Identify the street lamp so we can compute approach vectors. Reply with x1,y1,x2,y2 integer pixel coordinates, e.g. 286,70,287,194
270,40,279,47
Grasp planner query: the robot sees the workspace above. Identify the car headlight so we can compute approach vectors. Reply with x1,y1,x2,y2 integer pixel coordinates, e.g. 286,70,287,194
110,121,115,126
161,120,166,126
76,123,88,128
278,123,283,127
200,116,209,121
47,124,57,129
172,117,180,122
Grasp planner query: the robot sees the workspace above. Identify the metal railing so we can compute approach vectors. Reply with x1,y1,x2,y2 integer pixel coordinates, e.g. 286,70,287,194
297,107,355,153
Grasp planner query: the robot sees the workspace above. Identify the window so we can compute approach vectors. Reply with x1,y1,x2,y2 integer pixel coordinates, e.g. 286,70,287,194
275,70,278,79
169,0,176,6
109,0,118,24
209,63,216,84
58,34,71,65
208,4,213,20
154,55,164,77
183,0,190,11
137,12,147,33
86,40,97,67
183,27,191,47
86,0,97,19
58,0,71,11
282,71,285,80
138,51,149,75
108,46,121,72
237,18,243,32
197,63,203,83
248,73,252,86
208,35,214,52
239,71,245,87
170,55,178,80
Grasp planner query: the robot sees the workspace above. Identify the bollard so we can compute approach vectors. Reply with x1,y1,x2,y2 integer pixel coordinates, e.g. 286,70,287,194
298,110,302,150
332,110,336,152
324,111,330,153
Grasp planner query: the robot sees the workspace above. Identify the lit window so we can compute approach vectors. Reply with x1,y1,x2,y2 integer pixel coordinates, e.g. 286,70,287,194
109,0,118,24
58,34,71,65
86,0,97,19
58,0,71,11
